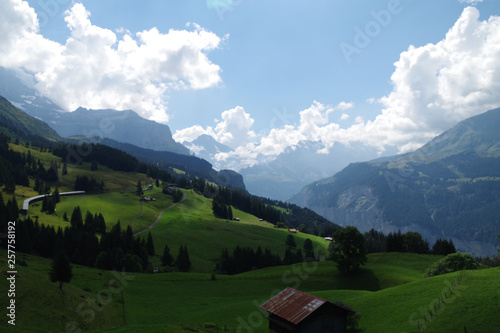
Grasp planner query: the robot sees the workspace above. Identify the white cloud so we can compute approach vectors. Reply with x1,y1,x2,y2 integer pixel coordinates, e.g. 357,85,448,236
185,7,500,170
364,6,500,151
0,0,225,122
173,106,256,150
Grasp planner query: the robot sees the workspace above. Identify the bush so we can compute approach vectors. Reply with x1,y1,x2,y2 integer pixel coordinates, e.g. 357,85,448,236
425,252,477,277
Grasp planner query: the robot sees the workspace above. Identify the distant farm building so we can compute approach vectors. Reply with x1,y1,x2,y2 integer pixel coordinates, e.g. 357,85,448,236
163,186,177,194
140,197,156,202
324,237,333,242
260,287,355,333
288,228,298,233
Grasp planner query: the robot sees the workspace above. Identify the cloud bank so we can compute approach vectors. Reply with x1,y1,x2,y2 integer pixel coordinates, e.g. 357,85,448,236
176,7,500,169
0,0,225,122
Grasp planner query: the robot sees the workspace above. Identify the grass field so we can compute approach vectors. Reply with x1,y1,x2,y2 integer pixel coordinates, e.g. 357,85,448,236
22,184,329,273
1,251,498,333
3,143,499,332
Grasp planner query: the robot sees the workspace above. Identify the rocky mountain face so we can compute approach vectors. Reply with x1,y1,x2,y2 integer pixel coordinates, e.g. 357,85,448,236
290,108,500,256
0,66,189,155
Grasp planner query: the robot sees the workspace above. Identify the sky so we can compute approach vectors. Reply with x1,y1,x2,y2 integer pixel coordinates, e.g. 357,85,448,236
1,0,500,169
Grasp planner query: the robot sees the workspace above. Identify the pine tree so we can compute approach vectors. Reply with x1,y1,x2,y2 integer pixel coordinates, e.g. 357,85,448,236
146,231,155,255
176,245,191,272
54,188,60,203
136,180,143,196
161,243,173,266
303,238,315,261
285,234,296,248
49,252,73,290
70,206,83,229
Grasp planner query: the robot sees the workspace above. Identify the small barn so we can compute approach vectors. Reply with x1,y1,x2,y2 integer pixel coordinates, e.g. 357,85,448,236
260,287,355,333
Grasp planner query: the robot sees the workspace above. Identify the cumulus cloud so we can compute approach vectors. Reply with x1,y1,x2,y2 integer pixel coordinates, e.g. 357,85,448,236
182,7,500,169
364,6,500,151
173,106,256,149
0,0,225,122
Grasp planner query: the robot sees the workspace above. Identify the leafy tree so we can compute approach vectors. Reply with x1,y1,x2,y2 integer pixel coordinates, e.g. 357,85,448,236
161,243,173,266
425,252,477,277
49,252,73,290
146,231,155,255
329,226,367,273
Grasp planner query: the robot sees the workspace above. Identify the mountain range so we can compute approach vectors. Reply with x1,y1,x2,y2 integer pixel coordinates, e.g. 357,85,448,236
1,65,499,256
290,108,500,256
0,67,188,155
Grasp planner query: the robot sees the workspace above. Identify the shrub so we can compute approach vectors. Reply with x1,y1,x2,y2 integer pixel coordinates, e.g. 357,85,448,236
424,252,477,277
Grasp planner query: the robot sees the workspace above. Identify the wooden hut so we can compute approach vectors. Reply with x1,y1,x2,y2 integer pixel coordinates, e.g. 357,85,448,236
260,287,355,333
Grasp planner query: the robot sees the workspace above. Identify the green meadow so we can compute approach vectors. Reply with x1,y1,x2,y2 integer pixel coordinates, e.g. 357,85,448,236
2,143,499,332
1,251,498,333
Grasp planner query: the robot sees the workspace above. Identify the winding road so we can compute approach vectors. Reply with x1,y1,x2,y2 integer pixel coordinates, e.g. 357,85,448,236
133,192,187,237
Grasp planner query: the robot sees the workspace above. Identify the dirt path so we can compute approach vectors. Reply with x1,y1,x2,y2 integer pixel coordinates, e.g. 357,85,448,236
130,201,144,226
133,192,187,237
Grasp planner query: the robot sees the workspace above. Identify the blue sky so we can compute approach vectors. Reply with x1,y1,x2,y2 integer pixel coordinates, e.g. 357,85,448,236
2,0,500,169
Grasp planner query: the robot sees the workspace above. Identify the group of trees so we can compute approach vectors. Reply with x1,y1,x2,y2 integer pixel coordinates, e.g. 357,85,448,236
211,198,233,220
200,185,283,224
160,243,191,272
74,175,105,192
10,206,154,273
0,192,19,233
0,134,60,193
330,227,461,274
364,229,456,255
217,235,317,275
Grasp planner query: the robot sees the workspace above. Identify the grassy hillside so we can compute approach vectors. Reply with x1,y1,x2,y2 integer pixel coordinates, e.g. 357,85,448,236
2,251,498,332
7,143,329,273
0,96,62,144
3,142,499,332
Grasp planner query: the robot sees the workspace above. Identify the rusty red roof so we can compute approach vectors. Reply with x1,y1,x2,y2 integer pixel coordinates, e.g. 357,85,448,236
260,288,329,325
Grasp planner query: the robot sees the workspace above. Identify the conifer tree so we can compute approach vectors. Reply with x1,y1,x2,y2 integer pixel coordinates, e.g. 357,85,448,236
176,245,191,272
161,243,173,266
49,252,73,290
146,231,155,255
70,206,83,229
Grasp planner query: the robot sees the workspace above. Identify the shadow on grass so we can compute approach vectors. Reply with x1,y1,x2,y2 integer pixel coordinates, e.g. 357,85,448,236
334,268,380,291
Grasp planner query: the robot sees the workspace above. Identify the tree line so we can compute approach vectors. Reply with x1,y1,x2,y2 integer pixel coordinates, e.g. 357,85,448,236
363,228,457,255
7,206,153,272
217,235,316,275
